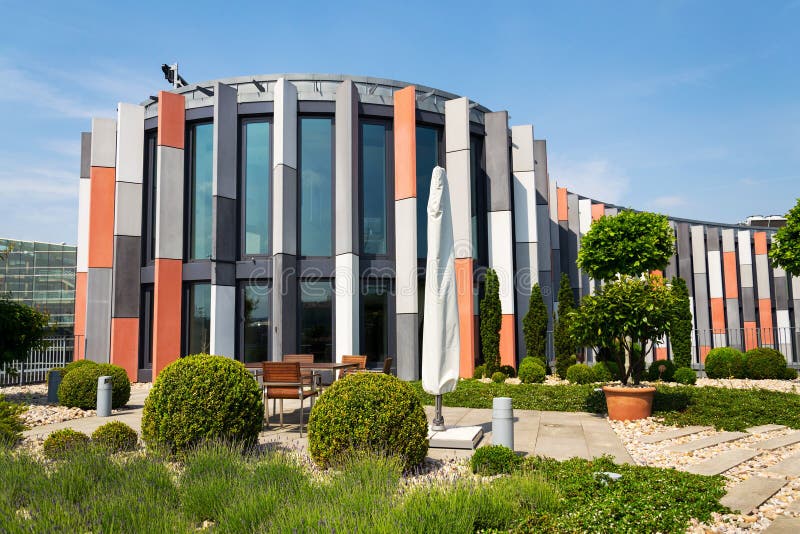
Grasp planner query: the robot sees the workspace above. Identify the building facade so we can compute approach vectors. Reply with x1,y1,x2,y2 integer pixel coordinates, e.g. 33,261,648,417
73,74,800,382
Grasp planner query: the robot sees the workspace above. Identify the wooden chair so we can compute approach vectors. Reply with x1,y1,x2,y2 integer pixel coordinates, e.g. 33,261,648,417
340,355,367,378
364,356,393,375
262,362,318,435
283,354,320,389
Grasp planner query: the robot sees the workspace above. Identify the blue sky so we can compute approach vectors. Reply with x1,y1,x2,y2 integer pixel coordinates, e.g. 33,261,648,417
1,0,798,244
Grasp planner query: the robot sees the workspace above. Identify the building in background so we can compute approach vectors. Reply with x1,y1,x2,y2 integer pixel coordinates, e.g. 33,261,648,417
72,74,800,382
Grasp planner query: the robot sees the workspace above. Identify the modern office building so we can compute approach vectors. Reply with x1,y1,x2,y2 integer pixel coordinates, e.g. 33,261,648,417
0,238,77,336
73,74,799,382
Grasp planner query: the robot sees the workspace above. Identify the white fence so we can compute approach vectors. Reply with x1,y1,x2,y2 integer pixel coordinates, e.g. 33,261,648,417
0,337,73,386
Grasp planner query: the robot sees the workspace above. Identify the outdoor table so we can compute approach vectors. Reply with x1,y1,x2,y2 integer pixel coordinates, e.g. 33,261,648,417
246,362,360,382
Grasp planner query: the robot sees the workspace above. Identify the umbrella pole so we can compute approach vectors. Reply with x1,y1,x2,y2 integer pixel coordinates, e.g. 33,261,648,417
432,394,446,431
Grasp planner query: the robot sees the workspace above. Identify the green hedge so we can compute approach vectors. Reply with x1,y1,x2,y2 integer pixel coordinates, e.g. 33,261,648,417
58,363,130,410
566,364,595,385
704,347,746,379
743,348,788,379
470,445,521,475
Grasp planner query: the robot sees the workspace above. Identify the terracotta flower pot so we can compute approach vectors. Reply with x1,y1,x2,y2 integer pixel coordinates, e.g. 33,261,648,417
602,385,656,421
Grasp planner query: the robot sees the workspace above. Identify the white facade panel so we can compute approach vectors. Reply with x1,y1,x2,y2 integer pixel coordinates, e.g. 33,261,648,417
707,250,723,299
395,197,418,315
210,284,236,358
115,103,145,184
273,78,298,169
77,178,91,272
510,125,534,172
335,253,360,361
488,210,515,314
512,170,536,243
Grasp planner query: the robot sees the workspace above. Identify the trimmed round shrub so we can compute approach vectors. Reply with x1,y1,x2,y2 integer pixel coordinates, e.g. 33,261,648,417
566,363,594,385
518,359,546,384
499,365,517,378
308,372,428,470
744,348,788,379
473,364,487,379
595,360,619,382
556,354,577,380
141,354,263,455
64,359,98,375
591,363,613,383
491,371,507,383
647,359,677,382
470,445,521,475
704,347,746,379
58,363,131,410
673,367,697,385
42,428,90,459
783,367,798,380
92,421,138,452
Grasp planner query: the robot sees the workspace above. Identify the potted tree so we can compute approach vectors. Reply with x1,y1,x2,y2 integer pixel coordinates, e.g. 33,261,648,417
569,210,676,420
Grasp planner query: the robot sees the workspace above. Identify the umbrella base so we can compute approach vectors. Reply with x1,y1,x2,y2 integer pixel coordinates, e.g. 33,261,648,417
428,425,484,450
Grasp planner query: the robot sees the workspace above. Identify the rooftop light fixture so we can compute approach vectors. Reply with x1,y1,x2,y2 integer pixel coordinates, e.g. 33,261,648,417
161,63,188,88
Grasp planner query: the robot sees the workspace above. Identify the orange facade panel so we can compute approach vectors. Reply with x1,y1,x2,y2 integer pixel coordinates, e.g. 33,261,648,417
394,86,416,200
157,91,186,149
557,187,568,221
758,298,774,345
152,258,183,377
743,321,758,351
723,251,739,298
499,314,516,368
455,258,475,378
88,167,116,268
710,298,726,331
754,232,768,255
73,272,87,360
111,317,139,382
654,347,668,361
591,203,605,221
699,346,711,364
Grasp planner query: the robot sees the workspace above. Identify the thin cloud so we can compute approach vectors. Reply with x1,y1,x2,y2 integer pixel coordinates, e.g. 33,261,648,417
549,156,630,204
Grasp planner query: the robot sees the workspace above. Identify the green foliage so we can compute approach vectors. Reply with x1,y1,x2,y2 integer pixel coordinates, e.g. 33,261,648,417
42,429,91,460
0,395,26,448
670,277,693,368
141,354,263,455
570,274,677,385
308,372,428,470
0,297,50,367
58,363,131,410
47,366,67,384
554,274,578,379
744,348,789,379
64,359,98,375
566,363,595,385
499,364,517,378
704,347,746,379
769,197,800,277
470,445,521,475
519,455,728,533
577,210,675,281
479,268,502,373
591,362,615,383
647,359,677,382
91,421,138,453
674,367,697,385
491,371,507,383
783,367,798,380
473,364,487,379
523,283,549,368
518,358,546,384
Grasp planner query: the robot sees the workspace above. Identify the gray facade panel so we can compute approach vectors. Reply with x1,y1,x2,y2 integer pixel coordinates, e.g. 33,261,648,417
533,140,548,205
86,268,112,362
155,146,184,260
273,164,298,256
755,255,771,300
741,286,756,323
725,299,742,331
111,236,141,318
485,112,511,212
80,132,91,179
676,223,694,294
335,80,359,255
272,253,297,359
213,82,238,200
182,261,212,281
693,273,711,334
211,262,236,287
396,313,419,380
213,196,236,262
236,259,273,279
567,194,580,289
706,227,720,252
775,274,789,309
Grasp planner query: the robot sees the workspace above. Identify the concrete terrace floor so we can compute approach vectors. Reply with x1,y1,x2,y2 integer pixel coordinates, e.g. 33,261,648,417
23,388,632,464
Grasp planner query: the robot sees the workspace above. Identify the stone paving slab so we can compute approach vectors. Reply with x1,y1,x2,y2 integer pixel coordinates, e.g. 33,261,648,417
755,431,800,451
764,516,800,533
747,424,787,434
720,476,787,514
638,425,712,444
766,453,800,477
667,431,749,453
683,448,759,476
785,499,800,513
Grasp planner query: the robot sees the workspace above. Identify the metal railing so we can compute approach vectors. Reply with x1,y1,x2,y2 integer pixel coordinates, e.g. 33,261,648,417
0,337,75,386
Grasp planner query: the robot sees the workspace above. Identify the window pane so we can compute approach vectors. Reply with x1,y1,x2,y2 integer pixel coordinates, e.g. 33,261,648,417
299,280,333,362
361,123,387,255
146,134,158,264
470,136,481,260
416,126,439,258
187,283,211,354
363,282,389,366
300,118,333,257
244,121,271,256
242,283,270,363
190,123,213,260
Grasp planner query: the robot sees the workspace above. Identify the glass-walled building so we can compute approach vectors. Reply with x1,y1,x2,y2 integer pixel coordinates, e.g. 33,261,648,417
73,74,800,382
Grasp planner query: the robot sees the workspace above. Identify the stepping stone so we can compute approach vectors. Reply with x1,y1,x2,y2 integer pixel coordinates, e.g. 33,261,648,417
747,424,787,434
667,432,748,453
720,476,787,514
683,448,759,476
638,426,712,444
756,431,800,451
766,453,800,477
764,516,800,533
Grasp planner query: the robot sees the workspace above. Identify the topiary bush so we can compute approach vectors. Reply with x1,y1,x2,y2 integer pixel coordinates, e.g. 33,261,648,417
518,358,546,384
92,421,138,452
499,365,517,379
473,364,487,379
470,445,521,475
591,362,613,383
647,359,677,382
0,395,26,448
141,354,263,455
308,372,428,470
704,347,746,379
491,372,507,384
566,363,595,385
58,362,131,410
744,348,788,379
673,367,697,385
783,367,798,380
64,359,98,375
42,428,91,459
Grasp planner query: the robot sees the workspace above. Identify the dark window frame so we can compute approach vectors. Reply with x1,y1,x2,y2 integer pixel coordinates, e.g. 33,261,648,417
138,284,154,370
415,122,445,265
358,117,395,259
181,281,212,356
470,134,489,266
237,279,272,364
141,130,158,266
297,114,336,259
359,276,396,369
238,115,274,259
297,277,336,362
184,120,214,262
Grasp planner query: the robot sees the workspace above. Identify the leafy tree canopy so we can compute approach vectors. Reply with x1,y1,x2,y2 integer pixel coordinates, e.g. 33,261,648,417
0,297,50,366
769,198,800,277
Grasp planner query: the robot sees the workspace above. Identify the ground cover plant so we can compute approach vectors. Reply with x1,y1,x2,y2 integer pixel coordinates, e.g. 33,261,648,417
0,395,25,447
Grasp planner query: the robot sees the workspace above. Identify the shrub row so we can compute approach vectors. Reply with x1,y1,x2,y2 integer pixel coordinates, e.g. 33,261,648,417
705,347,796,380
42,422,138,459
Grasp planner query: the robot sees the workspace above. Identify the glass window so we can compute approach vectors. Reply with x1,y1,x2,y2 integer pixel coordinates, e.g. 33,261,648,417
363,281,389,366
470,136,483,261
241,282,271,363
185,283,211,355
299,117,333,257
189,123,213,260
416,126,440,258
139,286,153,369
143,132,158,264
243,120,271,256
361,122,388,255
299,280,333,362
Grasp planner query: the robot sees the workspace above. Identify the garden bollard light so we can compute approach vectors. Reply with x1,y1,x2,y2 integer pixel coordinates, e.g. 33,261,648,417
97,375,112,417
492,397,514,450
